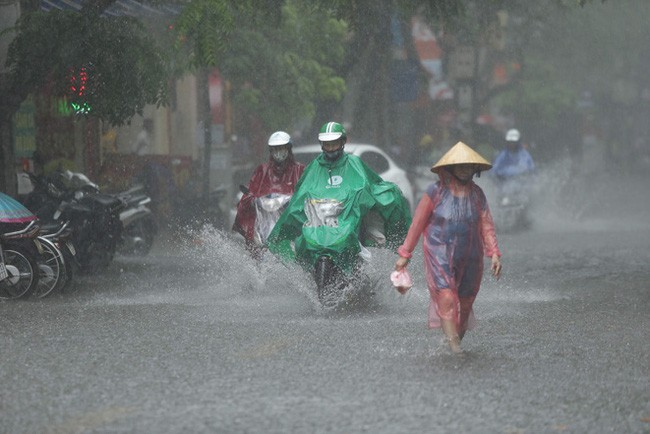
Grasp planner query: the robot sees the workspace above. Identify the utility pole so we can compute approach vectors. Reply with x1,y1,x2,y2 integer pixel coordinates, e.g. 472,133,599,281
199,68,212,205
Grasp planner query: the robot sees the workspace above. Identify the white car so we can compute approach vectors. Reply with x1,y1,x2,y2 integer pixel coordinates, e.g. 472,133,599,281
292,143,415,211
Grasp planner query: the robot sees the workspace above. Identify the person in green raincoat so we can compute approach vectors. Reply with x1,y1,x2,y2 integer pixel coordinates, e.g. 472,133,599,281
267,122,411,298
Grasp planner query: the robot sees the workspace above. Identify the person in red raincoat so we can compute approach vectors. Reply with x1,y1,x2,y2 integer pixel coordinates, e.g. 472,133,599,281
394,141,502,353
233,131,305,259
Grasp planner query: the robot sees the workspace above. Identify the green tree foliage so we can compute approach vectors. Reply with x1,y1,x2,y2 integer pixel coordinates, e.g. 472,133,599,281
493,58,577,126
167,0,346,132
300,0,608,148
5,9,167,125
171,0,236,69
0,0,612,195
219,0,347,130
299,0,473,144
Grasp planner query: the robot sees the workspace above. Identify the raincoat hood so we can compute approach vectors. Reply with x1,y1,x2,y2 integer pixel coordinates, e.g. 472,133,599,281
269,152,297,174
316,150,349,168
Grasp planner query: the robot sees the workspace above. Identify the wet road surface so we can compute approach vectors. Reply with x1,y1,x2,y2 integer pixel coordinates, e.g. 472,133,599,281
1,173,649,433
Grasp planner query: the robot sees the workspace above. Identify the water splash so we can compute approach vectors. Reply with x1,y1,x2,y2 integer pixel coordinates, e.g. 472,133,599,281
477,158,650,233
177,224,321,306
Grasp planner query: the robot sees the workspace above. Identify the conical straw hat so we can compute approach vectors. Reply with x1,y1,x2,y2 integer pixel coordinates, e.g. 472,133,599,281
431,141,492,173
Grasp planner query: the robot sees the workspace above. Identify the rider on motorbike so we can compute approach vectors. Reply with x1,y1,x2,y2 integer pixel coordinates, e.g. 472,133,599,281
232,131,305,259
492,128,535,205
266,122,411,305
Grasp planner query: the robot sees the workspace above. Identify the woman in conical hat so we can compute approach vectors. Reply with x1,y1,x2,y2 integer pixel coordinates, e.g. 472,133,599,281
394,141,502,354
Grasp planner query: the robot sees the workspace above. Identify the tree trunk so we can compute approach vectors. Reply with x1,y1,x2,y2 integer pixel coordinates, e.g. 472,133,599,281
198,68,212,204
0,77,26,196
341,2,399,151
0,0,21,195
0,111,17,195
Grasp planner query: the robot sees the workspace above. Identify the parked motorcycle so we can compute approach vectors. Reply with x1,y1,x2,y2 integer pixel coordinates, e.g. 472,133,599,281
56,193,124,273
0,220,41,299
1,191,75,299
45,173,157,257
31,235,64,298
38,220,78,294
116,184,157,256
23,171,125,273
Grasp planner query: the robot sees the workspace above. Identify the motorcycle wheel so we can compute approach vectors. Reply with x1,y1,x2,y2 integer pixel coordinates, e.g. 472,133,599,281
32,238,62,299
314,256,344,307
58,244,77,293
129,219,155,256
0,248,39,299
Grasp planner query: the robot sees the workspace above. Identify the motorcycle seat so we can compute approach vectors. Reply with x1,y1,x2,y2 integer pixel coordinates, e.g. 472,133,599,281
38,221,63,234
86,193,124,208
123,194,149,206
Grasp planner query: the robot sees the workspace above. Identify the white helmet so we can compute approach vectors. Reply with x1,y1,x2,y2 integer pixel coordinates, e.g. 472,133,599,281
505,129,521,142
268,131,291,147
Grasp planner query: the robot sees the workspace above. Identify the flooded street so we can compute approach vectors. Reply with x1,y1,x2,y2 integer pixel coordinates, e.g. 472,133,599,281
1,173,649,434
3,0,650,432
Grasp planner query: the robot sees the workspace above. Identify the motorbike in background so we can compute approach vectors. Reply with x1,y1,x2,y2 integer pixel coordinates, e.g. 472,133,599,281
492,174,533,232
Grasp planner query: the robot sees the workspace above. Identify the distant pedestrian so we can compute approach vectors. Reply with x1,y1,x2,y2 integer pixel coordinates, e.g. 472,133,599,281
134,118,153,156
394,141,502,353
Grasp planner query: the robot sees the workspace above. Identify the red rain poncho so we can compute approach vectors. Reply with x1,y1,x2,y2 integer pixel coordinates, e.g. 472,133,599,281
397,170,500,332
233,156,305,243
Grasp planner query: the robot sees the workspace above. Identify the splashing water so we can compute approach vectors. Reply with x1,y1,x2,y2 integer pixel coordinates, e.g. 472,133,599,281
177,224,322,307
476,158,650,233
171,224,435,315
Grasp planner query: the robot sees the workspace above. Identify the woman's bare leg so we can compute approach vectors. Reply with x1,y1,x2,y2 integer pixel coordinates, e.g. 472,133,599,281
441,319,462,353
457,297,475,342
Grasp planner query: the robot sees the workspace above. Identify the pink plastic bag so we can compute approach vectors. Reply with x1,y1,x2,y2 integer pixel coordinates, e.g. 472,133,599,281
390,269,413,294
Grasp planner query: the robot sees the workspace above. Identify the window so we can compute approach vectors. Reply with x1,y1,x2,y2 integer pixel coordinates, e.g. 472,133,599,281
360,151,389,174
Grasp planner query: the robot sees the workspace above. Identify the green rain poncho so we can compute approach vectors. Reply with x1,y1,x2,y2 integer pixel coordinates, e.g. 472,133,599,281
267,152,411,272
